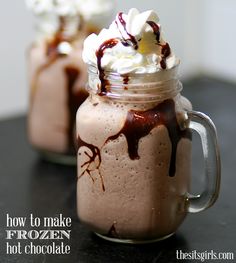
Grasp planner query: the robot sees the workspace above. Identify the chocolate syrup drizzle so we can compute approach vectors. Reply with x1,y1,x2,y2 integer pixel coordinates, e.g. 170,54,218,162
146,21,160,43
31,17,67,97
116,12,138,50
107,223,119,238
65,67,79,152
32,17,71,96
106,99,191,177
160,43,171,70
65,67,89,153
123,75,130,85
96,38,119,95
78,99,191,191
77,135,105,191
146,21,171,69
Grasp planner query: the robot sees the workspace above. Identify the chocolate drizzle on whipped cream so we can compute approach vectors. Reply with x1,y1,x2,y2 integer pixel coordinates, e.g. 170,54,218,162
146,21,160,43
116,12,138,50
146,21,171,69
94,11,173,95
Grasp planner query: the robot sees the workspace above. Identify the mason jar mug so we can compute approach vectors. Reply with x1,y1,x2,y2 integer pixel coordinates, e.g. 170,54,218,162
76,64,221,243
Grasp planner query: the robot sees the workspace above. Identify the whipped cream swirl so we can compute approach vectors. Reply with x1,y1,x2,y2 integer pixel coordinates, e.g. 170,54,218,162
26,0,113,39
83,8,178,74
26,0,113,19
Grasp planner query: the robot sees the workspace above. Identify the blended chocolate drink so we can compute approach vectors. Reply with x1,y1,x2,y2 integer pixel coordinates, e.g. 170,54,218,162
77,8,193,242
26,0,113,163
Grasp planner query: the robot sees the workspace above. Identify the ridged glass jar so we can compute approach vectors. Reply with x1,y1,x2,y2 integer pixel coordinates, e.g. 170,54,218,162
76,64,221,243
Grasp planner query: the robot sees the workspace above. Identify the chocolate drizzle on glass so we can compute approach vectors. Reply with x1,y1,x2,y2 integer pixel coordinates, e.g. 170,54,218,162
160,43,171,70
123,75,130,85
31,17,71,97
96,38,119,95
77,135,105,191
107,223,119,238
106,99,191,177
78,99,191,183
65,66,89,153
65,67,79,153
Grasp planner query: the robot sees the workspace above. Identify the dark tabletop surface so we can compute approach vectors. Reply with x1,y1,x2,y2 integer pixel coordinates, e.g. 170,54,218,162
0,77,236,263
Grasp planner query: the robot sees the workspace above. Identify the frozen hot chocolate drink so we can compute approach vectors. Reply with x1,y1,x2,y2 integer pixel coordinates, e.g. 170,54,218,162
26,0,113,164
77,8,221,242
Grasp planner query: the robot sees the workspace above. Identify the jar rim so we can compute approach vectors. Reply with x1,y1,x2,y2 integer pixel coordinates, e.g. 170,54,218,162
87,61,182,103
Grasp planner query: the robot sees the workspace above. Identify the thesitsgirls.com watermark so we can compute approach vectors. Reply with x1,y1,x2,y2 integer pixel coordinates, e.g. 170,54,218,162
176,250,234,261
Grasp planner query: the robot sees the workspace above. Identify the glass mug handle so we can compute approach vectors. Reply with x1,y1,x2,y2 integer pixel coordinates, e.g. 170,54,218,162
186,110,221,213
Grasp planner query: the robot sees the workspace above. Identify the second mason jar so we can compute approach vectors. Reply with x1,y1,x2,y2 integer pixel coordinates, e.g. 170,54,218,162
27,1,113,164
76,64,220,243
28,15,90,164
